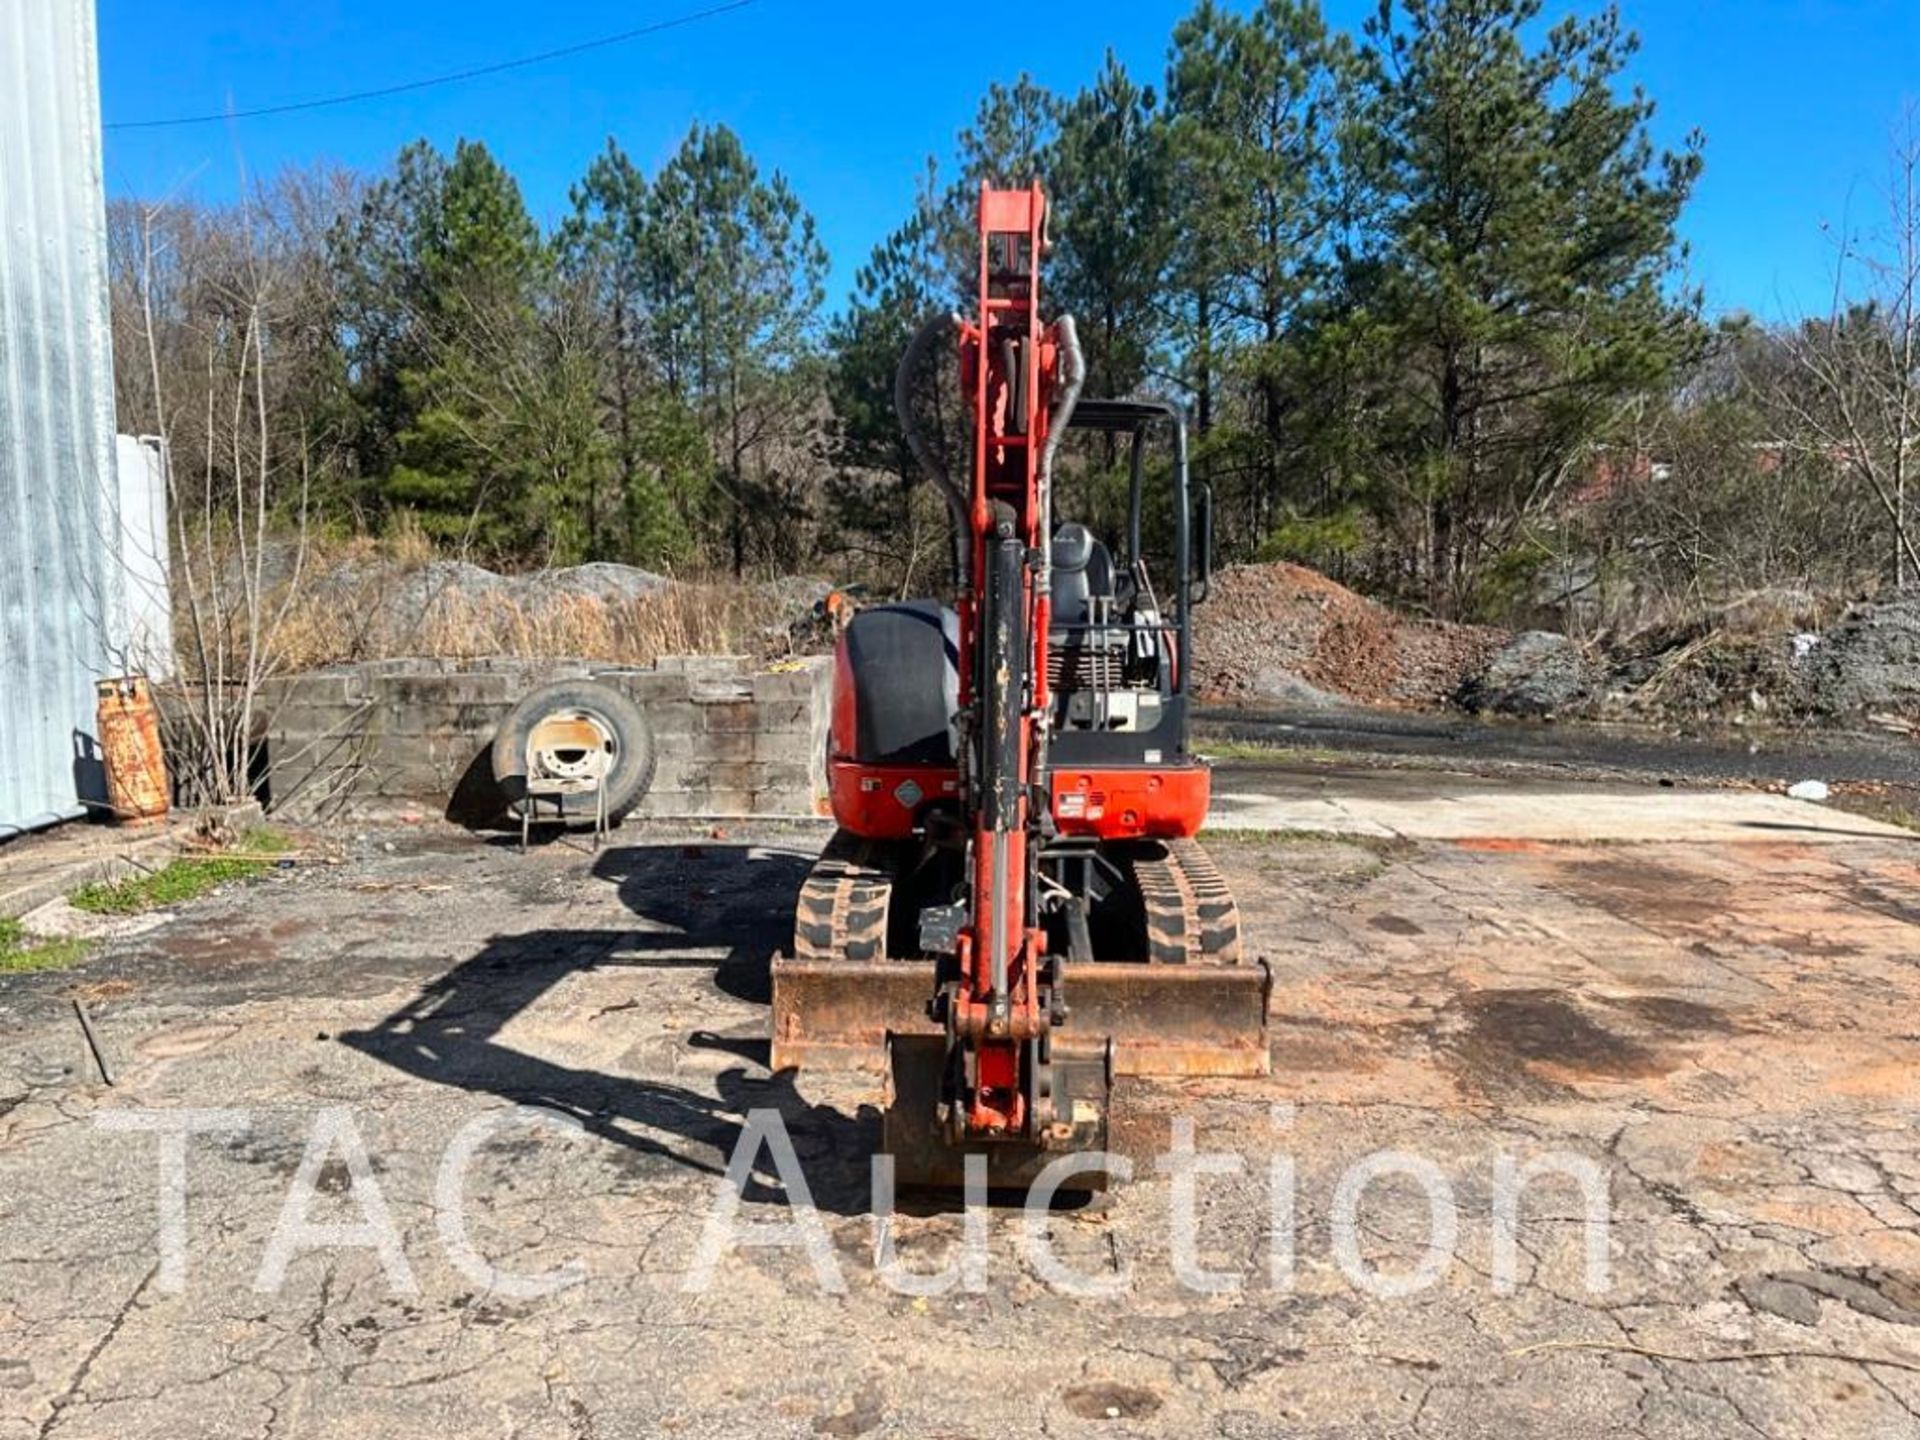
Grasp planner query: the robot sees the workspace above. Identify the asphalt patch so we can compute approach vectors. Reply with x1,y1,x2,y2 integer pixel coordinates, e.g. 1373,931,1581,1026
1445,988,1668,1097
1555,855,1731,928
1062,1382,1164,1420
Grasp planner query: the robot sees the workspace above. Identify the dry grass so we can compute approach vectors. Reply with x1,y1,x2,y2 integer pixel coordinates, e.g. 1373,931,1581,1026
381,509,438,568
1583,580,1862,653
178,530,801,677
397,583,782,666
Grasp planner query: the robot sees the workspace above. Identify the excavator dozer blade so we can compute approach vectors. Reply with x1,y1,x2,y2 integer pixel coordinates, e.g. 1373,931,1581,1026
771,958,1272,1079
880,1032,1115,1191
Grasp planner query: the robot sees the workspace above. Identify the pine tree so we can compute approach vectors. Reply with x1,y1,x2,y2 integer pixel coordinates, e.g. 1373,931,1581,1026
329,140,450,497
559,140,702,566
334,139,616,561
956,74,1059,192
378,141,547,553
644,123,828,574
1165,0,1346,551
825,162,959,593
944,76,1062,295
1341,0,1704,615
1050,53,1173,403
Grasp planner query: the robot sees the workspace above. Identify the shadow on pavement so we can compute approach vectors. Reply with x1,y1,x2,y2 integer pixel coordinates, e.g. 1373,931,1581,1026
342,841,883,1214
1737,819,1920,842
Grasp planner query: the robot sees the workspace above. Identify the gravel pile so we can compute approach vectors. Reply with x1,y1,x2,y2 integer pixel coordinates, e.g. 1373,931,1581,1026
1804,597,1920,718
1456,631,1594,717
1193,562,1507,710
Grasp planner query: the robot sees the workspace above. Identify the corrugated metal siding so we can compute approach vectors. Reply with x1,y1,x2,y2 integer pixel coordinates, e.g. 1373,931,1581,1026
0,0,121,835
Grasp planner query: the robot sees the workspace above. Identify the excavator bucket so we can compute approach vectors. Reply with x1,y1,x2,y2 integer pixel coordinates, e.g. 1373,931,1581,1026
880,1032,1117,1191
770,957,1273,1079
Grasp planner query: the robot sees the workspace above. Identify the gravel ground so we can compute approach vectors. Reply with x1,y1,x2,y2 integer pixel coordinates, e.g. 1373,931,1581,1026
4,772,1920,1438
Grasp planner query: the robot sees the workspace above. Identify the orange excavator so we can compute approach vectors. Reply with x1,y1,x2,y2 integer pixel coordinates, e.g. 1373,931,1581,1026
772,182,1269,1187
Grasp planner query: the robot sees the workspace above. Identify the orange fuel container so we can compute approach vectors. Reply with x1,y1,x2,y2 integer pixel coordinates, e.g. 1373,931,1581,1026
96,676,171,824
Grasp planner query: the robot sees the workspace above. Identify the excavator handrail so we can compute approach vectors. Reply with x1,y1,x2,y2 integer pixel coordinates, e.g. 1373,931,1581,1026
1062,396,1186,430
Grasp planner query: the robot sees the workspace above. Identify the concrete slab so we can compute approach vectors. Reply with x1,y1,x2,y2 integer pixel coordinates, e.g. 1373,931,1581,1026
1209,771,1916,843
0,815,208,919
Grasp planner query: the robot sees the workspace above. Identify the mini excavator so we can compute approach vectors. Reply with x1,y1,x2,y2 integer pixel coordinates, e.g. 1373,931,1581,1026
772,182,1269,1188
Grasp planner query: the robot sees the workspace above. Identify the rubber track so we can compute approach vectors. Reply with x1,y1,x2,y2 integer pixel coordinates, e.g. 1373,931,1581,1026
1136,838,1243,965
792,830,892,963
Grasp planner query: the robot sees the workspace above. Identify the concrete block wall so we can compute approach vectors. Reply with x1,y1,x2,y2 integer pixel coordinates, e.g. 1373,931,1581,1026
598,656,828,819
260,655,829,824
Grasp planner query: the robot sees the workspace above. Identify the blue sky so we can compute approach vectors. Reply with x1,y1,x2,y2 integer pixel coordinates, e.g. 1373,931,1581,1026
99,0,1919,320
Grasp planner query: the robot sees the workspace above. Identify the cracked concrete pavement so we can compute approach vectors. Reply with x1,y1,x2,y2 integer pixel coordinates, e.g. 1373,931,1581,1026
3,762,1920,1438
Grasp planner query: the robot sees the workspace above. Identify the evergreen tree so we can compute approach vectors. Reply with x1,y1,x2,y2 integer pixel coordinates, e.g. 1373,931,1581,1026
330,140,450,496
334,139,615,560
956,73,1060,193
645,123,829,573
1165,0,1346,551
944,76,1061,294
1050,53,1173,403
377,141,547,553
560,140,702,566
1340,0,1704,615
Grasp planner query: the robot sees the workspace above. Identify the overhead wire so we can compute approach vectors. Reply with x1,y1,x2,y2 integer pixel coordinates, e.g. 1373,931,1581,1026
105,0,758,131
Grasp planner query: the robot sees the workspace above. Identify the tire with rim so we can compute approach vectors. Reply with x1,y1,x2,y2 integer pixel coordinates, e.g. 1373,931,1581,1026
489,679,655,825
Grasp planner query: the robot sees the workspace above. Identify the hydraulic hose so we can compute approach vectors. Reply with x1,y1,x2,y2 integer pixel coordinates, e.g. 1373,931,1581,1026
1032,314,1085,813
1037,313,1086,573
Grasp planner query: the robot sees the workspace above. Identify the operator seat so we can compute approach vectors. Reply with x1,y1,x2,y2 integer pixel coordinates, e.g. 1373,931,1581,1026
1050,522,1116,628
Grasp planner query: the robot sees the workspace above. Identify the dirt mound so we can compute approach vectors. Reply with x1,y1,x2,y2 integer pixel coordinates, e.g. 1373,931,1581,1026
1194,562,1507,709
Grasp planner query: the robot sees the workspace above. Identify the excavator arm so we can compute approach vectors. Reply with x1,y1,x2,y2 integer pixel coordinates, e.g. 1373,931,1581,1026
877,184,1119,1183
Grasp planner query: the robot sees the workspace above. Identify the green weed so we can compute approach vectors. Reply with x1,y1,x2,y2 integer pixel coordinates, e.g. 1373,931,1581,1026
70,858,262,916
0,918,89,974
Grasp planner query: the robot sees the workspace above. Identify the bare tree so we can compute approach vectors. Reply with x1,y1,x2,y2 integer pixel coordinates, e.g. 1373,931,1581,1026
115,181,327,805
1772,108,1920,591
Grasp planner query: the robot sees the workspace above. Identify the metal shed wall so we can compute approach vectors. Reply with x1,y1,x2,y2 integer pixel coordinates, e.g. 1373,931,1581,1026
0,0,121,836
